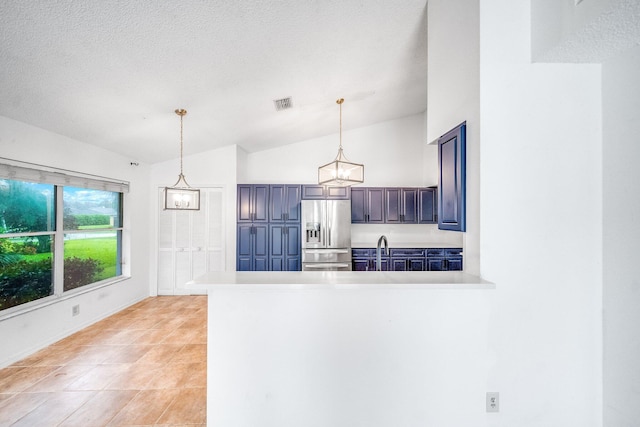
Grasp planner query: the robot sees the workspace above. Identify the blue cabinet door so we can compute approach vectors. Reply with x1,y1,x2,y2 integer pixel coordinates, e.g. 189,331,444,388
236,224,253,270
391,258,408,271
352,258,370,271
351,188,385,223
286,224,301,271
367,188,385,223
237,185,253,222
301,185,350,200
401,188,418,223
268,224,301,271
237,223,269,271
385,188,401,223
269,185,301,223
438,122,466,231
238,184,270,222
350,188,367,223
385,188,418,223
253,223,269,271
418,188,437,224
427,258,445,271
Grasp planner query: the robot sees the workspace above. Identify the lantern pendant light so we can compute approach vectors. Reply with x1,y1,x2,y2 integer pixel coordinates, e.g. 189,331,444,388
164,109,200,210
318,98,364,186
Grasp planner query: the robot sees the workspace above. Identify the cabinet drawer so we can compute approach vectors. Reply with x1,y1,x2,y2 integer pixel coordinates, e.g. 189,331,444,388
390,248,425,257
352,248,374,257
444,248,463,256
426,248,445,257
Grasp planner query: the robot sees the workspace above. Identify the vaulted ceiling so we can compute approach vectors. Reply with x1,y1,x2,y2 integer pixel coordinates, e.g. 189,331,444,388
1,1,427,164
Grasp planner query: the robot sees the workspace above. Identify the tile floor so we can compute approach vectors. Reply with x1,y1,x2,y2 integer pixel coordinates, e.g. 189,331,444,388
0,296,207,426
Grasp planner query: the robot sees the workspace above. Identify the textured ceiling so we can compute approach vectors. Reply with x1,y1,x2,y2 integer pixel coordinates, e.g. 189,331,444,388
0,1,428,164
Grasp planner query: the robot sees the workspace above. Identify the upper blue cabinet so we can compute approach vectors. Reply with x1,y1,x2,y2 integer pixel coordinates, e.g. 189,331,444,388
237,184,269,223
269,185,301,223
351,187,385,224
301,185,350,200
418,187,437,224
438,122,466,232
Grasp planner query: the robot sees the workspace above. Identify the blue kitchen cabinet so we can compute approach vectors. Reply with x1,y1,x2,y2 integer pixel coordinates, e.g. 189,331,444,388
269,184,301,223
385,188,418,223
444,248,463,271
352,249,389,271
351,187,385,224
237,184,269,223
237,184,301,271
237,223,269,271
418,187,438,224
438,122,466,231
426,248,463,271
390,248,426,271
268,224,301,271
301,185,350,200
353,247,461,272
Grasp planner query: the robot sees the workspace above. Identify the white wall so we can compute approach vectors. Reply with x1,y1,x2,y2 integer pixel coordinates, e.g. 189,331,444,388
601,45,640,427
531,0,640,63
480,0,602,426
0,115,151,367
426,0,481,276
243,114,430,187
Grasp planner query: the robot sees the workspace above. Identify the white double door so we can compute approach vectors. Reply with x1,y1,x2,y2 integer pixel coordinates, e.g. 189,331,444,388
157,187,225,295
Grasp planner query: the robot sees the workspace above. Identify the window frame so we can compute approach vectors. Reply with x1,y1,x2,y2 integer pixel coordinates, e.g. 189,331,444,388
0,161,130,318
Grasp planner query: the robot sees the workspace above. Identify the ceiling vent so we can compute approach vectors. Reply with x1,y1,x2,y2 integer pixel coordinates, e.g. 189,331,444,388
273,97,293,111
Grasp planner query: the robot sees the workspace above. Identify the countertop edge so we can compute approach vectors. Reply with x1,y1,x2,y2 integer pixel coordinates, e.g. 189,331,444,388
187,271,494,291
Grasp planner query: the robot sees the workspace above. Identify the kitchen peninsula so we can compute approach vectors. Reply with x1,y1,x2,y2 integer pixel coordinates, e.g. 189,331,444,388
188,271,493,427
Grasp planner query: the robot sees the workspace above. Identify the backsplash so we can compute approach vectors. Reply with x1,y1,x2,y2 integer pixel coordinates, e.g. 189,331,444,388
351,223,463,247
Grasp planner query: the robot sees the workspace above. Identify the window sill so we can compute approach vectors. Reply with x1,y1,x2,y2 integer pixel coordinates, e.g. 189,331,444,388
0,275,131,322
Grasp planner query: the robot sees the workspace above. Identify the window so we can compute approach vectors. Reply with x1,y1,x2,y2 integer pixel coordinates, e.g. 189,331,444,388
0,163,128,312
63,187,123,291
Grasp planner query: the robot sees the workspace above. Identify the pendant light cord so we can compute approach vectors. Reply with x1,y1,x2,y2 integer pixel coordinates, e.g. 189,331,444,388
175,109,187,176
337,98,344,150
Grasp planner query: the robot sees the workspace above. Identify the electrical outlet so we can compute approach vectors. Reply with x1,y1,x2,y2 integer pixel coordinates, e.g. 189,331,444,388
72,305,80,316
486,392,499,412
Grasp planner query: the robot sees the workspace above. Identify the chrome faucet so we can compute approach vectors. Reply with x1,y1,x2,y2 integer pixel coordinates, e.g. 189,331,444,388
376,235,388,271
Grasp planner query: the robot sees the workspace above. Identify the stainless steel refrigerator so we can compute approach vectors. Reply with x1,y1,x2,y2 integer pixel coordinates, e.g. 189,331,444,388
301,199,352,271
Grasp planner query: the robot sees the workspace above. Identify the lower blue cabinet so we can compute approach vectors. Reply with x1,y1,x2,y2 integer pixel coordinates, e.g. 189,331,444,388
238,223,301,271
352,249,388,271
390,248,426,271
269,224,301,271
352,248,463,272
425,248,463,271
237,223,269,271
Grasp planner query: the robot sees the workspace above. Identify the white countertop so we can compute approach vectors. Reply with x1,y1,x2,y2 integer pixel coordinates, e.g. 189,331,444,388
187,271,493,290
350,242,462,249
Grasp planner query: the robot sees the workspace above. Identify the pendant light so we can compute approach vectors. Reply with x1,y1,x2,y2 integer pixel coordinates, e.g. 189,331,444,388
164,109,200,210
318,98,364,186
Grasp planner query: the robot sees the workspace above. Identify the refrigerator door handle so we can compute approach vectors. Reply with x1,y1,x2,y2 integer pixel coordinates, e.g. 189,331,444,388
305,263,351,269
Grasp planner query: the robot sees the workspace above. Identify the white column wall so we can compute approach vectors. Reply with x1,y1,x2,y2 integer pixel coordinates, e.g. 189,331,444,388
0,115,151,367
426,0,480,276
480,1,602,426
601,46,640,427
